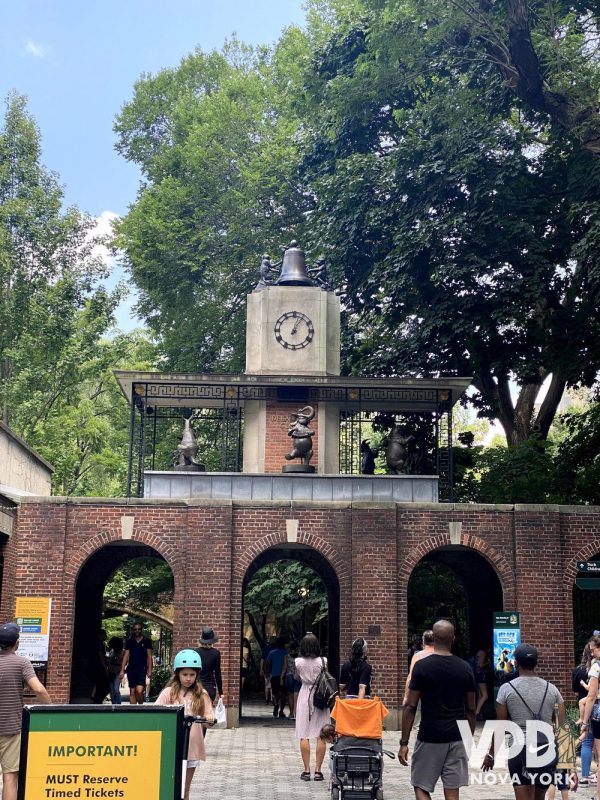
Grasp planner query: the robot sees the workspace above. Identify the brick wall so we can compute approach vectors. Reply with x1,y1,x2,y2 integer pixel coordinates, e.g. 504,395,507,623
2,499,600,724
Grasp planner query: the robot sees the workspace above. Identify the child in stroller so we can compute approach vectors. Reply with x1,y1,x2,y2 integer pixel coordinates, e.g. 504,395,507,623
322,697,394,800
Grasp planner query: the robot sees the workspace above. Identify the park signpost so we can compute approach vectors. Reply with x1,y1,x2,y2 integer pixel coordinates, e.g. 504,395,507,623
18,706,183,800
576,561,600,590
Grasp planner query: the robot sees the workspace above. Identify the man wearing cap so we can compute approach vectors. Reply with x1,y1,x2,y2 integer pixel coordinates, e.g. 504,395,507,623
484,643,565,798
0,622,52,800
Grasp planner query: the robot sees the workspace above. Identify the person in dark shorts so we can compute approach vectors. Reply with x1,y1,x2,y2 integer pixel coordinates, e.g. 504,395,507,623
483,643,565,800
398,619,476,800
340,638,372,699
120,622,153,704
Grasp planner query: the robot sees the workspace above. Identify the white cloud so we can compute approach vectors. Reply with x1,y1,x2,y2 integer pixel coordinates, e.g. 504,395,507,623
24,39,46,59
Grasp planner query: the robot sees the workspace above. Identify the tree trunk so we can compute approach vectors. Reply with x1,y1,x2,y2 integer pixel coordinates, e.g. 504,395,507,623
246,613,265,652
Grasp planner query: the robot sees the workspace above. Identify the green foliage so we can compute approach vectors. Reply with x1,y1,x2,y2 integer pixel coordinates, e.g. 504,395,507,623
554,401,600,505
407,562,468,651
114,41,310,372
12,329,155,496
149,665,172,699
0,93,119,429
244,560,328,646
103,557,174,613
461,439,556,504
292,0,600,445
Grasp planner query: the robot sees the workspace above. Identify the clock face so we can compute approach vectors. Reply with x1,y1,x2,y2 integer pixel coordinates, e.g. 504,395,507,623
274,311,315,350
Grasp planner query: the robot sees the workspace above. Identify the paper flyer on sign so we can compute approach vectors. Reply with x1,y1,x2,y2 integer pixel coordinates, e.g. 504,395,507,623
15,597,52,661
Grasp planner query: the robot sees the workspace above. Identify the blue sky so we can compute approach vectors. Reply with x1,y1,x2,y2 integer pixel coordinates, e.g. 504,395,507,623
1,1,306,328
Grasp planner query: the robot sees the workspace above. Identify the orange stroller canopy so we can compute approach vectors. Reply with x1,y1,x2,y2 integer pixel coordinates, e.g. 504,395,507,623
331,697,389,739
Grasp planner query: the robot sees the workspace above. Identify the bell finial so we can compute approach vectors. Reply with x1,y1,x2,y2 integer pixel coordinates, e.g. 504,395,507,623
276,241,314,286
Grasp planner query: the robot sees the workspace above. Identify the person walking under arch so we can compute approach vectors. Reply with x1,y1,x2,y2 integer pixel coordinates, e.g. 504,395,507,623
120,622,153,704
195,627,223,704
578,635,600,800
484,643,566,800
398,620,476,800
339,638,372,699
403,630,434,707
294,633,330,782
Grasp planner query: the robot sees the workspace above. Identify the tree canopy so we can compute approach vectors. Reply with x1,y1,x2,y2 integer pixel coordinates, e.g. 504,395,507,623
295,0,600,444
114,39,310,372
0,93,119,428
244,560,328,648
0,92,156,496
113,2,600,447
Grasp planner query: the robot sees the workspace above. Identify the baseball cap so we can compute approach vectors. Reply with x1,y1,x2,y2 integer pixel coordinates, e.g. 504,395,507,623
0,622,20,646
513,643,538,669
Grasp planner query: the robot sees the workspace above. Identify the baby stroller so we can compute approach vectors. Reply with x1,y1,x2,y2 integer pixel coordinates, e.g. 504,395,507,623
329,697,395,800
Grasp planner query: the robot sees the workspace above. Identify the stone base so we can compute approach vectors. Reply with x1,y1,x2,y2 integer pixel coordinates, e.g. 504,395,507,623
282,464,316,474
173,463,205,472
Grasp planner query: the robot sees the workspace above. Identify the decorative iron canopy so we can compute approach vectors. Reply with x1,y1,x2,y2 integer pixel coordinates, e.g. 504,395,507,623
114,371,471,412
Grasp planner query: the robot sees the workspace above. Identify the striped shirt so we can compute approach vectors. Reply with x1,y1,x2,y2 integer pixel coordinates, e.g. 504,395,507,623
0,650,36,735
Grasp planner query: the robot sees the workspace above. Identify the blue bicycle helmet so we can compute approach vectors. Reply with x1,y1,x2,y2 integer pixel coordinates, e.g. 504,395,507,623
173,649,202,670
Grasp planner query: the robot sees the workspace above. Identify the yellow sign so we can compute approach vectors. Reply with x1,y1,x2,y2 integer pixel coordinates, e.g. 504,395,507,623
24,731,162,800
15,596,52,661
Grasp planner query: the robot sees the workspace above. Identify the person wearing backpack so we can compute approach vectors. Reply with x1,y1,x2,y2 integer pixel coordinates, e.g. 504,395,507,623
294,633,331,782
483,643,566,800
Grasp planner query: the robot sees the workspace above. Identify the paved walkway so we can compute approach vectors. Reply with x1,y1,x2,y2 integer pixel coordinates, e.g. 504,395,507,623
195,725,537,800
3,721,590,799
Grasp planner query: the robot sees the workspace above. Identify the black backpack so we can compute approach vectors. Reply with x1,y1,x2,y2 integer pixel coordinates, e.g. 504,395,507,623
312,657,339,711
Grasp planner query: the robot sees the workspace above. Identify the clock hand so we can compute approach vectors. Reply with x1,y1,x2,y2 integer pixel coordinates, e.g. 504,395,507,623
290,321,300,335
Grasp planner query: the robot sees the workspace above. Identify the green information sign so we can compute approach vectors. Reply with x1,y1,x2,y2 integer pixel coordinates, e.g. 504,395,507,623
19,705,183,800
577,561,600,573
576,577,600,590
493,612,520,629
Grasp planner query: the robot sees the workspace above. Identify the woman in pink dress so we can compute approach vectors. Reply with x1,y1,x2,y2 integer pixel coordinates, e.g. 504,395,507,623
294,633,330,782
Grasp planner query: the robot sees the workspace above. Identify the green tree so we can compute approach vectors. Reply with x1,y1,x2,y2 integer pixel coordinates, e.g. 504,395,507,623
293,0,600,445
554,400,600,504
12,330,156,496
0,93,117,426
114,40,309,372
244,560,328,649
104,557,174,614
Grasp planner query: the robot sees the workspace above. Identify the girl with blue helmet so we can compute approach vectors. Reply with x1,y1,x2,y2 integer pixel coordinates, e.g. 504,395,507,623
155,649,214,800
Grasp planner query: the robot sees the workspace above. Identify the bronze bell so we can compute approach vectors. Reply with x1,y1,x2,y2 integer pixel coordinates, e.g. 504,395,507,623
276,240,314,286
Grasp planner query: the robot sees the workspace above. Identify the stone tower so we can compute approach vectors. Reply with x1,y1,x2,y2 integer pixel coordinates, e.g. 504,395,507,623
243,242,341,473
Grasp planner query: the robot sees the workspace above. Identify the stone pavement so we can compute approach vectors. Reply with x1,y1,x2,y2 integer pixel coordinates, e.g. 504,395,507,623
194,724,536,800
2,721,589,800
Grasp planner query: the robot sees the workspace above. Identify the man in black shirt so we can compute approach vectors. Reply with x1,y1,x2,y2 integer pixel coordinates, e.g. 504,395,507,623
120,623,153,704
398,620,476,800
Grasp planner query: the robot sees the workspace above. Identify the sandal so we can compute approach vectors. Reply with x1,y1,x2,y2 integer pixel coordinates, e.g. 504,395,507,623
300,772,311,781
314,772,324,782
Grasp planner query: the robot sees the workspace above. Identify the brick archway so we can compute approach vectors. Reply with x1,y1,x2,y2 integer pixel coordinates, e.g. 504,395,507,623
564,542,600,662
234,530,348,585
564,542,600,584
397,533,515,677
398,532,515,604
65,530,181,582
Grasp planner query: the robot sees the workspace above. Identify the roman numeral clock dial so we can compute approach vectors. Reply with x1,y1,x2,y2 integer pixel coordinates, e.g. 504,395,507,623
274,311,314,350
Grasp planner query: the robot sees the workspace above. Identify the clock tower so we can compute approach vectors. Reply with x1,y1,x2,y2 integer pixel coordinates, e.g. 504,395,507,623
243,242,341,473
